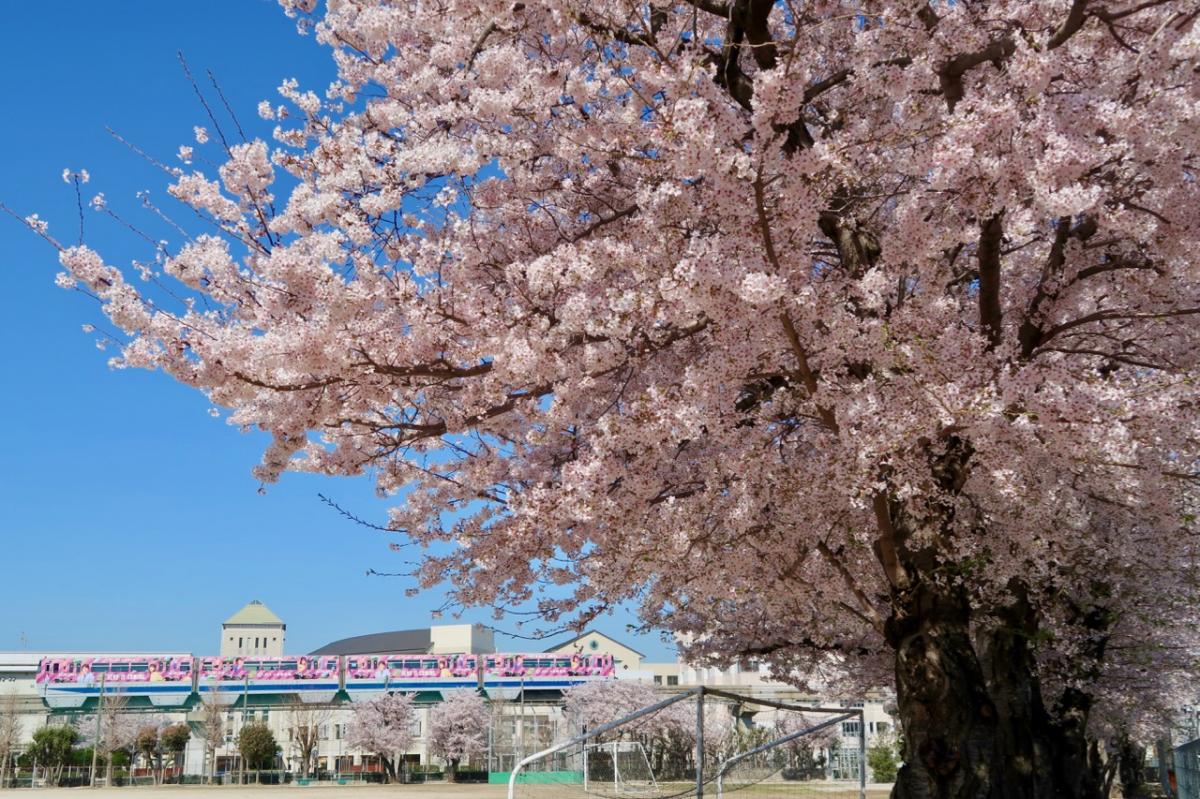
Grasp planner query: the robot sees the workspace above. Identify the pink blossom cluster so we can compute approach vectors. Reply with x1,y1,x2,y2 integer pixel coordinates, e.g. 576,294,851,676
46,0,1200,773
429,688,489,766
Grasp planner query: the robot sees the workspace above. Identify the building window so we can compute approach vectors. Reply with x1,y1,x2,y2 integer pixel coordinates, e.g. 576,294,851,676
842,721,861,736
666,676,679,686
653,676,662,685
238,638,243,648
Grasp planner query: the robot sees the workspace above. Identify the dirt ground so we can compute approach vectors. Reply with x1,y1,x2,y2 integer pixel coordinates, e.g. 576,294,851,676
13,785,895,799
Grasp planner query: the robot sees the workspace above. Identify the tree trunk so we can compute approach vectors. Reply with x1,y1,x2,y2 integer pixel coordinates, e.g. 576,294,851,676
888,578,1111,799
1117,737,1147,799
1043,688,1103,799
889,582,1009,799
381,756,397,784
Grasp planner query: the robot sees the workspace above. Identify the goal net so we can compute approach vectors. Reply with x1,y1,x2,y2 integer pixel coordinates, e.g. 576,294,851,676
584,741,659,796
505,686,866,799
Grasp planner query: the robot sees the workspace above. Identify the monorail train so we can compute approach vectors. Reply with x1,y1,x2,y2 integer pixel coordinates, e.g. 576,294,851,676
34,652,616,708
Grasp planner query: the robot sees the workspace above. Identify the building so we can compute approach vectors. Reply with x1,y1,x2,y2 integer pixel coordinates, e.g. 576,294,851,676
0,604,898,783
544,630,645,671
220,601,285,658
312,623,494,657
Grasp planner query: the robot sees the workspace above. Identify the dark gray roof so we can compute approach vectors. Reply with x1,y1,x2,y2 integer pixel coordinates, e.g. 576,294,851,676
310,629,432,656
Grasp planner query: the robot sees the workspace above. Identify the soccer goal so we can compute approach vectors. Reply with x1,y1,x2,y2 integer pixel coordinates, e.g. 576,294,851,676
584,741,660,796
506,686,866,799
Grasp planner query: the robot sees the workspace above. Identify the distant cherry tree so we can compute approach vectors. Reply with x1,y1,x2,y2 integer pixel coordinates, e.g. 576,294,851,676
429,689,488,781
345,692,415,783
563,680,662,734
27,1,1200,797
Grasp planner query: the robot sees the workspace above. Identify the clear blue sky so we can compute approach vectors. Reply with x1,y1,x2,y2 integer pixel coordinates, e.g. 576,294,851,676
0,1,673,661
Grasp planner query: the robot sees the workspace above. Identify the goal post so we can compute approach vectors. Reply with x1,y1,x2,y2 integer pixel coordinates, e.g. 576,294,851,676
700,687,867,799
583,741,658,795
507,687,703,799
507,684,869,799
713,711,855,798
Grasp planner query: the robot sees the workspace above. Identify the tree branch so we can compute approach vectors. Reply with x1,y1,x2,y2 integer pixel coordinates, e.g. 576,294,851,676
1048,0,1092,49
818,541,886,634
939,38,1016,112
977,212,1005,349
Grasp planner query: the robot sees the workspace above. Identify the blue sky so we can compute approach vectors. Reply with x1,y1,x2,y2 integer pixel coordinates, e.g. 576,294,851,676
0,1,673,661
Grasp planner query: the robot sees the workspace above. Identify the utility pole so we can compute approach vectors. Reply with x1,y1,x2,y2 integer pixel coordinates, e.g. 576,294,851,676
518,676,526,764
239,674,249,786
695,687,705,799
858,710,867,799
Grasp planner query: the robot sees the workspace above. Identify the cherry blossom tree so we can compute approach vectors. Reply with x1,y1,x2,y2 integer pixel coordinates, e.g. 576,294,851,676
26,0,1200,796
345,692,415,783
775,711,841,781
429,689,488,781
564,680,734,775
563,679,663,735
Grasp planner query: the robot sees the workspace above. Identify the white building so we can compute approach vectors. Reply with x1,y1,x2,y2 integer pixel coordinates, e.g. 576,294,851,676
0,607,899,783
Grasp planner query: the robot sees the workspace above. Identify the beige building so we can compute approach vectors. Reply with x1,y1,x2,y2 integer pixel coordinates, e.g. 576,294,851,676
220,600,285,658
544,630,645,672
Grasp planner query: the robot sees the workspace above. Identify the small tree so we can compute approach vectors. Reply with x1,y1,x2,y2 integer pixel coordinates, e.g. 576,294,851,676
346,693,415,783
429,689,488,782
237,722,278,783
193,696,225,784
160,724,190,781
286,703,331,779
867,736,899,783
135,725,162,784
0,693,20,788
27,725,78,786
79,694,139,786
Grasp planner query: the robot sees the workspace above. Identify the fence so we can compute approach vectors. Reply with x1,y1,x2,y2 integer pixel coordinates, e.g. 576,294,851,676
1175,738,1200,798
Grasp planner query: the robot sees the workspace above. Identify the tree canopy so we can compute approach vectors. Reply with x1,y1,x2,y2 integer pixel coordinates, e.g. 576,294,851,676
34,1,1200,796
237,722,278,771
345,692,416,782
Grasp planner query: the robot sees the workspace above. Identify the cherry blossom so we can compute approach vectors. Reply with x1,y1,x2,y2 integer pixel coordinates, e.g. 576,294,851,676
41,1,1200,796
428,688,488,780
345,691,415,782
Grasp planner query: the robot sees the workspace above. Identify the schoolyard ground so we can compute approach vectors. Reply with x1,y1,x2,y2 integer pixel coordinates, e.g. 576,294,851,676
7,785,897,798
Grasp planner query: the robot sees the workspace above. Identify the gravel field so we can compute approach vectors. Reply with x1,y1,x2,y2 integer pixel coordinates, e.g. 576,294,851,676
1,786,895,799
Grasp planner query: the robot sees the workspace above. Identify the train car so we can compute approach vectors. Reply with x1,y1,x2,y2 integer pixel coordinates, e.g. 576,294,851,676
36,655,194,708
343,652,615,701
195,655,340,705
482,652,615,699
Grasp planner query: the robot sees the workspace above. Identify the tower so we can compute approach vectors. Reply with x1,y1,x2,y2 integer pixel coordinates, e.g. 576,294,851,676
220,600,285,657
